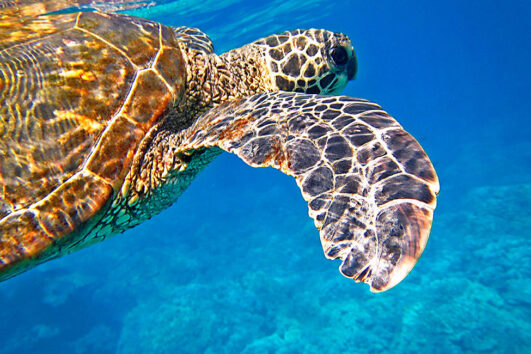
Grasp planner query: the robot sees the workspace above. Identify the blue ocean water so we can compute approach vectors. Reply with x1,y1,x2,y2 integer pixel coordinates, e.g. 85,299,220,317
1,0,530,353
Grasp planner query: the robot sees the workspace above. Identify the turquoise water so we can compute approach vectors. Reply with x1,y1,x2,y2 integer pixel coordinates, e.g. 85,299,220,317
1,1,530,353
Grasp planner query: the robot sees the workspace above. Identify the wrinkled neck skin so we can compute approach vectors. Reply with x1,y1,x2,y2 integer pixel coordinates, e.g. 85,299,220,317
93,44,277,238
180,44,274,120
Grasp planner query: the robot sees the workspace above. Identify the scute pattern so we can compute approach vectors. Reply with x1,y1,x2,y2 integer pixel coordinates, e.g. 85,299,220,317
85,116,145,185
76,12,160,67
172,92,439,292
0,172,113,280
0,8,75,51
33,173,113,237
0,12,136,214
0,10,186,280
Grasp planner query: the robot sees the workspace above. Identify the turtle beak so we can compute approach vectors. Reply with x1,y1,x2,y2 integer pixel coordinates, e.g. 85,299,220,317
347,51,357,80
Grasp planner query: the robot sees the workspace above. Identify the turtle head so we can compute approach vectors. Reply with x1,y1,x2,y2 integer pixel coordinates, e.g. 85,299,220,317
254,29,357,94
199,29,356,108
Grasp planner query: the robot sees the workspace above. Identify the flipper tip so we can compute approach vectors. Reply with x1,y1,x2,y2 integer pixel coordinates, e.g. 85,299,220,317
343,202,434,293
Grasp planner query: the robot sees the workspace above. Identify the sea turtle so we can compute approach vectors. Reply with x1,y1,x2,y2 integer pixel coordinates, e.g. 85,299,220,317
0,0,439,292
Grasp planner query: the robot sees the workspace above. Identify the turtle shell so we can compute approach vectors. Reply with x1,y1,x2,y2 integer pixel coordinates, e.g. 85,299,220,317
0,9,186,275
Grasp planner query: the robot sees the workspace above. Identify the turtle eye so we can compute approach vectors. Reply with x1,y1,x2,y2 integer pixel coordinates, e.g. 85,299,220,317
330,46,348,66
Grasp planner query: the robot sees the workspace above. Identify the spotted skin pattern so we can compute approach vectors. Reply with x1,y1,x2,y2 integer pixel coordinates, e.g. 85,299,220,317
254,29,357,95
170,92,439,292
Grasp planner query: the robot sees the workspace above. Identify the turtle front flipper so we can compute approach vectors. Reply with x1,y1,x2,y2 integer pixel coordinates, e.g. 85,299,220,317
178,92,439,292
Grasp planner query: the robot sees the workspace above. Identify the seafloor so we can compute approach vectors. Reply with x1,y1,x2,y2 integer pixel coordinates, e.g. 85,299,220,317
0,1,529,353
1,137,529,353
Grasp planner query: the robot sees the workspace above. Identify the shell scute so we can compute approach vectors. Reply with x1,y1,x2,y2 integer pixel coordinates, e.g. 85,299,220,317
0,24,136,212
76,12,160,67
50,27,137,119
155,46,185,92
160,25,180,47
34,173,113,238
0,13,76,51
0,211,52,267
85,116,145,187
122,69,173,125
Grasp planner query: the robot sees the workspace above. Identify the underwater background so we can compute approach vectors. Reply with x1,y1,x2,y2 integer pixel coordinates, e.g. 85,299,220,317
1,0,530,353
